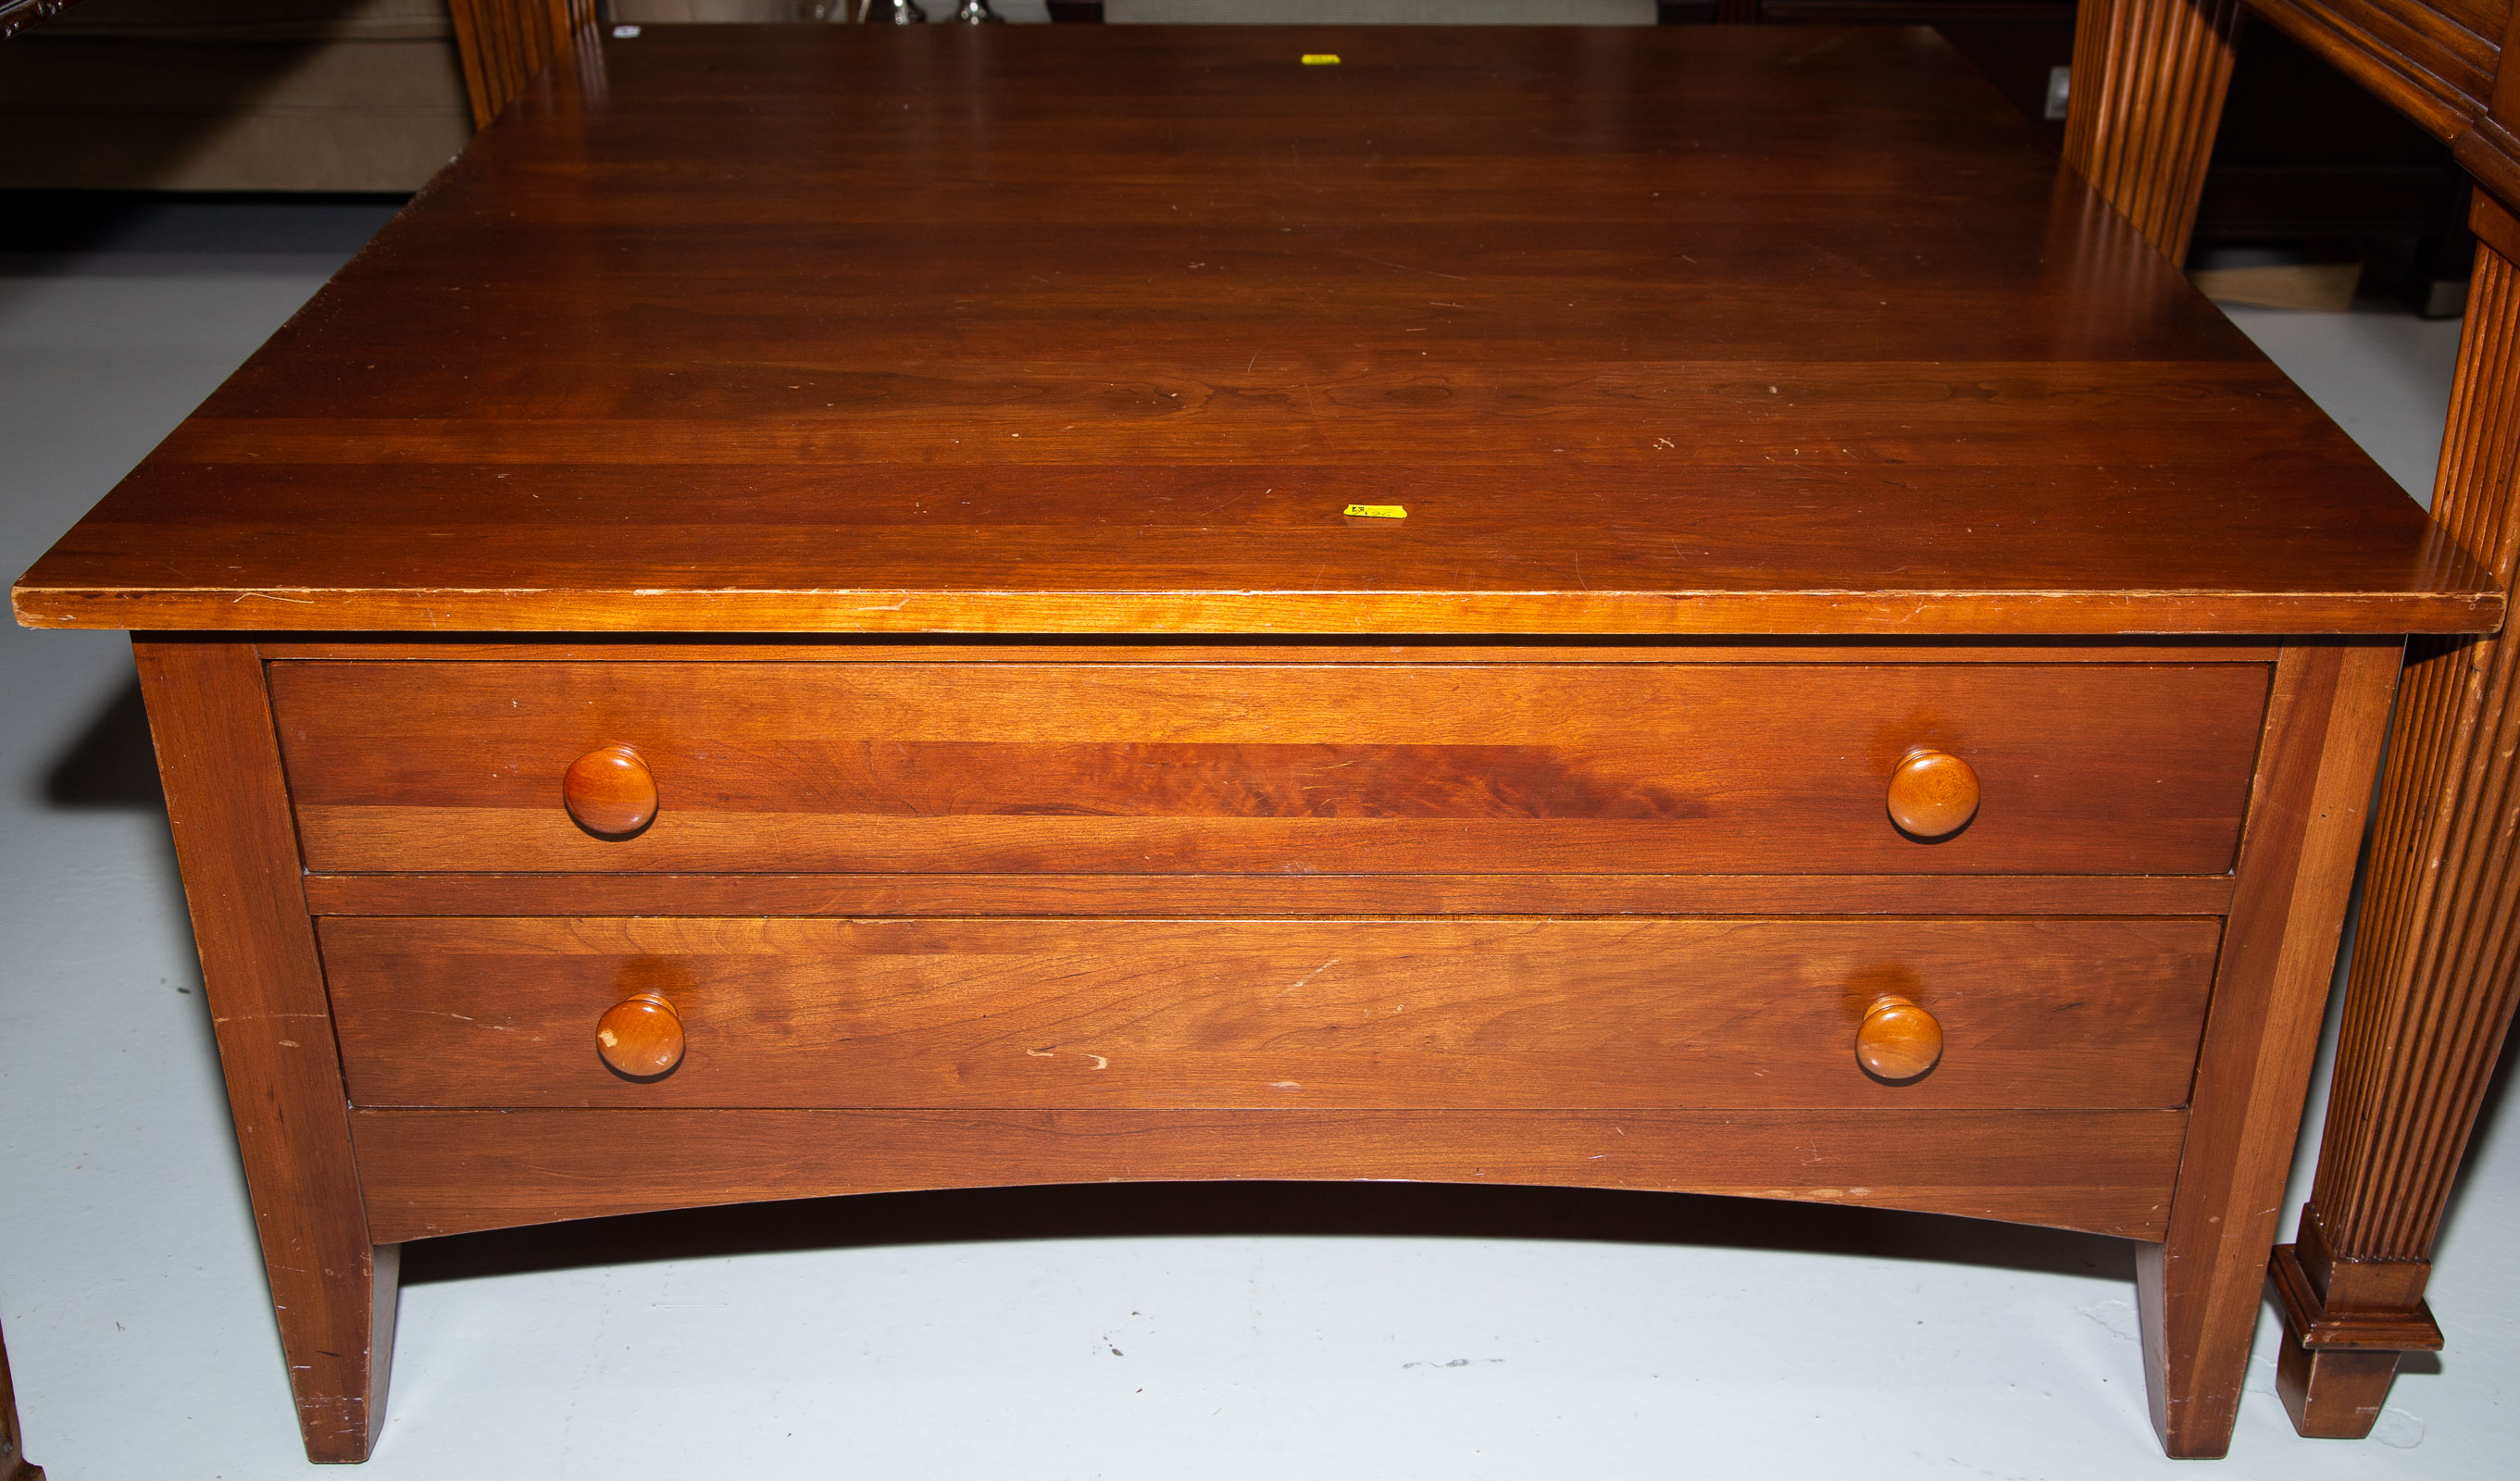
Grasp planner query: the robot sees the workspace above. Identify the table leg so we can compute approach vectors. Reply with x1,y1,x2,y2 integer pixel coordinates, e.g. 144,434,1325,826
2063,0,2242,265
2139,640,2401,1457
447,0,598,130
135,641,398,1464
2268,193,2520,1439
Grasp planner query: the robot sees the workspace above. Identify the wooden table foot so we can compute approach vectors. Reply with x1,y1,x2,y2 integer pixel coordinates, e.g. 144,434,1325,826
2266,1239,2443,1438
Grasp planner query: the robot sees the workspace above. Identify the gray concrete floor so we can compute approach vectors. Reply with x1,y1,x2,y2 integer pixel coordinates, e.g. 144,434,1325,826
2,196,2513,1478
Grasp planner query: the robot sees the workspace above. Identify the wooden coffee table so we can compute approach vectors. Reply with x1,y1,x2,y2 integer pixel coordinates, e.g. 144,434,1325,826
13,23,2502,1463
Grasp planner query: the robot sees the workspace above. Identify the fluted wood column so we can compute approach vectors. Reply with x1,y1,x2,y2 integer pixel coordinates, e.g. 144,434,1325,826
2064,0,2243,264
448,0,599,130
2269,193,2520,1438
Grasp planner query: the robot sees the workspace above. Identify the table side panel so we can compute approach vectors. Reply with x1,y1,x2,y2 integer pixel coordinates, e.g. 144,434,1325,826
347,1105,2189,1245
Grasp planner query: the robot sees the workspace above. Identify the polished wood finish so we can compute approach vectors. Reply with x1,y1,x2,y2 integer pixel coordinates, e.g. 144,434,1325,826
0,1317,41,1481
249,638,2290,665
2066,0,2245,262
1855,994,1945,1080
446,0,594,130
349,1106,2189,1244
594,990,684,1078
2136,639,2401,1457
268,659,2272,877
2065,0,2520,1449
561,742,658,838
11,24,2500,1464
7,28,2497,638
1884,748,1980,839
322,915,2216,1111
2267,1238,2442,1435
295,869,2244,919
131,641,396,1466
2266,197,2520,1438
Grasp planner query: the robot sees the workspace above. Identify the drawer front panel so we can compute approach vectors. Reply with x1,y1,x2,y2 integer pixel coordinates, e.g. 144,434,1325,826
272,660,2268,876
323,915,2221,1111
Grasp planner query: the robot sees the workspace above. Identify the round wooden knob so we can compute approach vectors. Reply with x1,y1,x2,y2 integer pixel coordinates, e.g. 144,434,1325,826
1856,995,1943,1081
596,991,684,1077
1886,748,1979,838
564,743,657,837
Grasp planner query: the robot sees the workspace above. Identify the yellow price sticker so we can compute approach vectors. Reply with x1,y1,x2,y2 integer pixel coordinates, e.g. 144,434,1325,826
1302,54,1341,66
1342,504,1406,519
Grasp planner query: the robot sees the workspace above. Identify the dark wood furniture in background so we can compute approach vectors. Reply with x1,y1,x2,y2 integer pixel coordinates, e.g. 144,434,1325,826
1040,3,2478,307
13,18,2511,1467
2066,0,2520,1444
0,0,81,40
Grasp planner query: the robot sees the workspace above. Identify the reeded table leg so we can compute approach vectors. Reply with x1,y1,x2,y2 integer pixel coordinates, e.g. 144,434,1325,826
2064,0,2242,264
2269,194,2520,1440
135,641,398,1463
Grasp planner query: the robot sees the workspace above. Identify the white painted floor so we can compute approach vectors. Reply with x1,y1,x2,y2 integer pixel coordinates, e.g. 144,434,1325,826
2,196,2513,1479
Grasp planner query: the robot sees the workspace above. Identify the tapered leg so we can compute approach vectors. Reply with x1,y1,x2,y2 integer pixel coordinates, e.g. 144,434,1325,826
2140,640,2403,1457
135,640,397,1463
2268,194,2520,1439
2064,0,2242,264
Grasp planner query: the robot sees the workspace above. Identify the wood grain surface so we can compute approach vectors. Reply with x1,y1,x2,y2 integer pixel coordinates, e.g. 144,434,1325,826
348,1104,2189,1245
2066,0,2244,262
131,641,396,1465
268,658,2272,876
2135,638,2401,1457
319,915,2221,1111
447,0,596,130
9,25,2495,636
295,869,2243,919
2270,201,2520,1437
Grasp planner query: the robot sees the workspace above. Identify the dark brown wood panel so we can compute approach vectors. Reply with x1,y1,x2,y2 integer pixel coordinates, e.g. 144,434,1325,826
270,660,2271,876
349,1105,2189,1244
10,26,2494,637
321,915,2221,1112
2243,0,2505,135
298,870,2240,918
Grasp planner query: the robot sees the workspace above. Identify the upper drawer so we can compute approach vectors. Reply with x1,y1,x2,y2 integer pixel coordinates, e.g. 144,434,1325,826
269,660,2268,876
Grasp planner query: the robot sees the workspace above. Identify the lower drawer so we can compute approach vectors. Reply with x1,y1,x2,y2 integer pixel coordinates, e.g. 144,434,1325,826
322,915,2220,1111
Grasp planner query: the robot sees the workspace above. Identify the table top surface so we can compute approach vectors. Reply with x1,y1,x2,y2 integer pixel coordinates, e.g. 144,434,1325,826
12,24,2501,637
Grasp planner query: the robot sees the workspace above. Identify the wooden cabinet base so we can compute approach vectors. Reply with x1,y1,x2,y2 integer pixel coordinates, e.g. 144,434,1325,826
113,632,2401,1462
